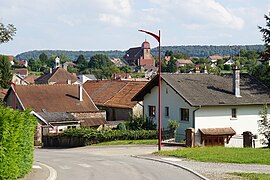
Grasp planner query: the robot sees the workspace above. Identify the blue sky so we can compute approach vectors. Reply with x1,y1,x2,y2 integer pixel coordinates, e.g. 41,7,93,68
0,0,269,56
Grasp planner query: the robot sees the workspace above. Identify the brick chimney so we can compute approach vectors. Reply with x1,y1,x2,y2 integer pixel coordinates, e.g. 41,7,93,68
233,67,241,97
79,84,83,101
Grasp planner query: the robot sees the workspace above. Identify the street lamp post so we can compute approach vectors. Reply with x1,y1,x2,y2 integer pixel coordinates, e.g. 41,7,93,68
139,29,162,151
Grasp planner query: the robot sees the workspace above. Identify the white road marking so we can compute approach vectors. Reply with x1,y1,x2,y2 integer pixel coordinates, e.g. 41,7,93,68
36,162,57,180
78,163,92,168
161,157,182,162
32,165,42,169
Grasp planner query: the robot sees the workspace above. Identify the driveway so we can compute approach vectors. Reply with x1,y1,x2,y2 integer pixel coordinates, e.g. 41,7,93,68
34,145,203,180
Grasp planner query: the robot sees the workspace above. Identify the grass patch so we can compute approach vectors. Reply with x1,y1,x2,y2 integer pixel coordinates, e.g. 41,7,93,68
93,139,158,146
155,147,270,164
228,172,270,180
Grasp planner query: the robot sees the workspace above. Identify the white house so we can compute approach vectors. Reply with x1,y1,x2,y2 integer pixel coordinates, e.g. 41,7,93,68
224,59,235,65
132,71,270,147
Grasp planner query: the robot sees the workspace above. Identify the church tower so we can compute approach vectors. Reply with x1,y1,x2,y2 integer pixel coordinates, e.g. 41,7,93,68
142,40,151,59
54,56,61,69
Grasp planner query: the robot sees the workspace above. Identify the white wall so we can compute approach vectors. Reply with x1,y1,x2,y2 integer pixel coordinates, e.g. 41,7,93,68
195,105,268,147
132,102,143,117
143,80,195,141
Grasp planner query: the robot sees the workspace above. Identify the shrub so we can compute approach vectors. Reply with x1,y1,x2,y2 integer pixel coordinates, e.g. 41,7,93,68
0,106,37,179
117,122,126,130
63,128,158,145
125,115,156,130
168,119,180,131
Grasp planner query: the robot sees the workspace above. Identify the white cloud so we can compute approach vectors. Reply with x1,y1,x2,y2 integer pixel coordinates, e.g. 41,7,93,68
147,0,245,30
99,14,125,27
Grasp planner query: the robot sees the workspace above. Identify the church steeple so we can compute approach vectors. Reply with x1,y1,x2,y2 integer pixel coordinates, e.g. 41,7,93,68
54,56,61,69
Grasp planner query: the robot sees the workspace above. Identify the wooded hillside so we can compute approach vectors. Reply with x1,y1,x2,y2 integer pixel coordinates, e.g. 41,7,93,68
15,45,264,60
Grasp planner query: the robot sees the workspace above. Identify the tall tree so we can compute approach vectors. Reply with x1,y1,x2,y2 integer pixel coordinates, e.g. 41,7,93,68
88,54,113,69
167,59,177,73
258,13,270,61
0,56,12,88
0,23,16,44
76,54,88,72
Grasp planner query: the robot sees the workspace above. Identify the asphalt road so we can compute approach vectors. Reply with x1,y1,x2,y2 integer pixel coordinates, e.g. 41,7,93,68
34,145,202,180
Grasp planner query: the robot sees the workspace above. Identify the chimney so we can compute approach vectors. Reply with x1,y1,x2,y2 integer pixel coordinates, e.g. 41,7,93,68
49,68,52,74
79,84,83,101
233,67,241,97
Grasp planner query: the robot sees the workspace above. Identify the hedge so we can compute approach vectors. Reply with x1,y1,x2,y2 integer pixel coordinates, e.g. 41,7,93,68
63,128,158,145
0,106,37,179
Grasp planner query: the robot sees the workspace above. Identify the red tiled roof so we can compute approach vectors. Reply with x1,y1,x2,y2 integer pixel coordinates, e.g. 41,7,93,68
35,67,78,84
80,118,107,127
176,59,193,64
14,84,98,112
83,80,127,105
83,80,147,108
17,60,27,65
24,75,39,84
14,68,28,76
208,55,223,60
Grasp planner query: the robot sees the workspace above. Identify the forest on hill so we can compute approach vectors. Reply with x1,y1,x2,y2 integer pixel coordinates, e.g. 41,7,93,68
15,45,264,61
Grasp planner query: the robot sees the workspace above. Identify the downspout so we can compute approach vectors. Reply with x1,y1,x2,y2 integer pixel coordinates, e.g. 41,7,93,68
192,105,201,130
192,105,201,145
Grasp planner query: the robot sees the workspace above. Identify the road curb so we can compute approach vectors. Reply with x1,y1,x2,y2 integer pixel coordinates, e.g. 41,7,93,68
132,155,209,180
36,162,57,180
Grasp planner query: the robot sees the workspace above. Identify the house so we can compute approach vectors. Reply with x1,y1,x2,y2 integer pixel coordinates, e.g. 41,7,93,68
23,74,39,84
208,55,223,63
77,74,97,83
35,57,79,84
83,80,147,122
176,59,194,67
17,60,28,67
35,67,78,84
4,84,107,145
224,59,235,66
12,74,29,85
132,71,270,147
111,73,132,80
14,68,28,78
123,40,155,68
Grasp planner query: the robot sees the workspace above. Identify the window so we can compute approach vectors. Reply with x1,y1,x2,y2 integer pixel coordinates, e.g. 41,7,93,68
165,107,169,117
180,108,189,121
231,108,237,118
149,105,156,117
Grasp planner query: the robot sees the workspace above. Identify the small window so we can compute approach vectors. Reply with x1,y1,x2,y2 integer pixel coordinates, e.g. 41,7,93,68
180,108,189,121
166,87,168,94
149,105,156,117
232,108,237,118
165,107,169,117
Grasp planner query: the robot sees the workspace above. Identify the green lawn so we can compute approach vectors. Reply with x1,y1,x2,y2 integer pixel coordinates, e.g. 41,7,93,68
228,172,270,180
93,139,158,146
155,147,270,164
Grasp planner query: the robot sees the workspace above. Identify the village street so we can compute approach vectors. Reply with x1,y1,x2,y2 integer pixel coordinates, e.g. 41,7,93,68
32,145,202,180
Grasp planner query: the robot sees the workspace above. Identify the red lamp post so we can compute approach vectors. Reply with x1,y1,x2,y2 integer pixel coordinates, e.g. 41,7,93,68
139,29,162,151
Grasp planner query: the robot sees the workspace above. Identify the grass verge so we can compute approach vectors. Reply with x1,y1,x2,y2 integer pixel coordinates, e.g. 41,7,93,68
93,139,158,146
228,172,270,180
155,146,270,164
